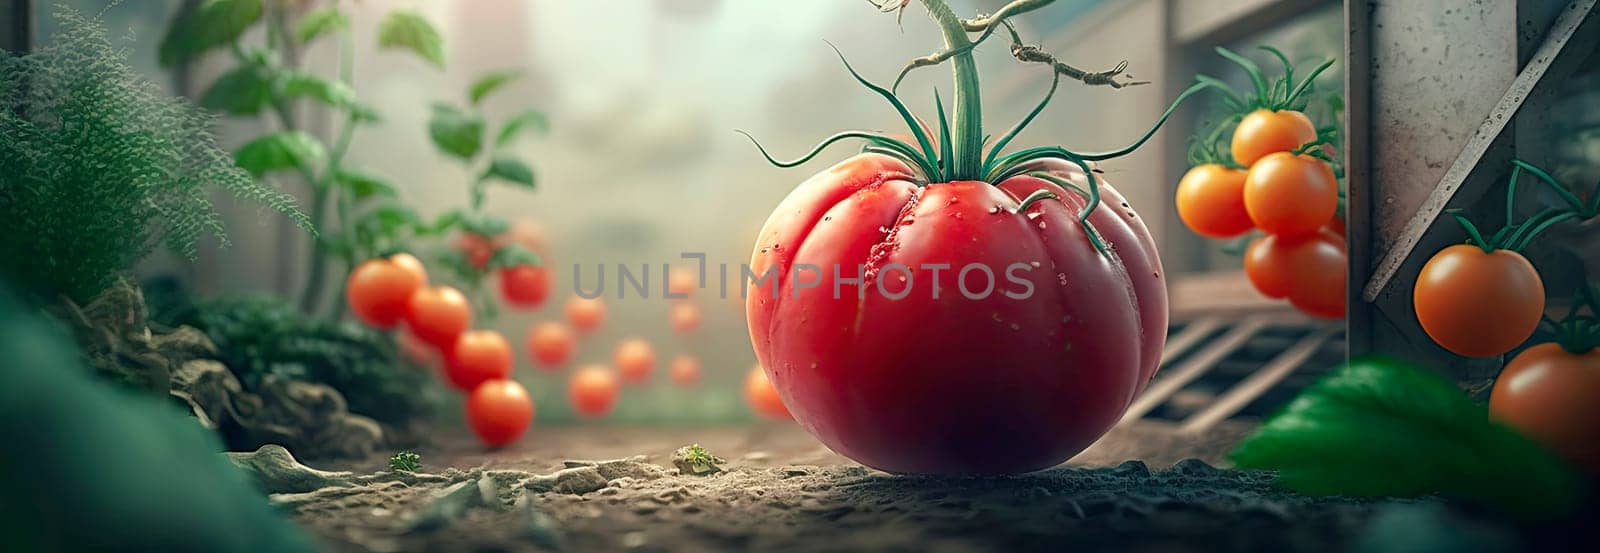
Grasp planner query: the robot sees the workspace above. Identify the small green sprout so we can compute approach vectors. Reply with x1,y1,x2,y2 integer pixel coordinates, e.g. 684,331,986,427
673,444,725,476
388,451,421,473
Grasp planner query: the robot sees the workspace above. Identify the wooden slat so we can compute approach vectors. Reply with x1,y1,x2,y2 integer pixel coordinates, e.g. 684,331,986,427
1361,0,1600,302
1119,316,1271,424
1160,316,1225,364
1177,326,1338,434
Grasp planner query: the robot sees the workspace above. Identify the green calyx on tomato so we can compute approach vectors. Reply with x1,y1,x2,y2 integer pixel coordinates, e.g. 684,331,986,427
738,0,1223,255
1207,46,1335,115
1542,282,1600,355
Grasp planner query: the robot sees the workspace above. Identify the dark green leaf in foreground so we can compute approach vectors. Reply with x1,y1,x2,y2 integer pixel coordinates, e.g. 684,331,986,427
1229,356,1586,519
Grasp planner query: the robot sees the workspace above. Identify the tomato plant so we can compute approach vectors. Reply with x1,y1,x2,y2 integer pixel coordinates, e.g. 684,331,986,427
1175,164,1252,239
736,1,1221,473
614,338,656,384
1243,152,1338,238
405,285,472,348
669,355,701,387
444,330,513,391
499,264,551,309
744,366,791,421
346,254,428,328
568,365,619,418
466,379,533,448
564,296,606,334
525,321,575,370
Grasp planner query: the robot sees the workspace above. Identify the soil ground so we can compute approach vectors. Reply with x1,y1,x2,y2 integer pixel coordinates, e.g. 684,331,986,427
276,421,1444,552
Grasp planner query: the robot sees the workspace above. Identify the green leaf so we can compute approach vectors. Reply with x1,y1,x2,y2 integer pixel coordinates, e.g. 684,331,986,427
415,210,465,236
334,169,397,201
469,70,522,105
457,213,509,237
295,6,349,43
377,10,445,69
234,131,327,177
428,104,485,159
199,64,272,115
1230,356,1585,520
280,71,355,108
495,109,549,147
349,102,384,125
487,242,541,270
159,0,264,67
483,154,535,189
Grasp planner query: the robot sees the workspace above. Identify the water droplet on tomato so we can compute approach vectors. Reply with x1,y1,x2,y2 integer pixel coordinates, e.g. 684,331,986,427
987,206,1001,214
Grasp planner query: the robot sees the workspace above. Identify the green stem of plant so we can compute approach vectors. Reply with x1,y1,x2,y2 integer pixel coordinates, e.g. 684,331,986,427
919,0,983,181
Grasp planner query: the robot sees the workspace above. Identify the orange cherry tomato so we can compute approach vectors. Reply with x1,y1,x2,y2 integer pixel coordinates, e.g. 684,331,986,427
745,366,791,420
346,255,427,328
1244,152,1338,238
568,365,619,418
455,232,497,270
1231,109,1317,167
1175,164,1253,238
525,321,575,370
613,338,656,384
1490,343,1600,472
667,265,698,297
499,264,551,309
564,296,606,334
445,330,514,391
466,379,533,448
669,302,701,333
1414,245,1545,357
405,286,472,348
1285,234,1348,319
668,355,701,386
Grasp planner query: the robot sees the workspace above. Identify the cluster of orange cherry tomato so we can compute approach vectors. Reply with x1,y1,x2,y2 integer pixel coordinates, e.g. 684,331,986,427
1175,48,1345,319
347,220,791,447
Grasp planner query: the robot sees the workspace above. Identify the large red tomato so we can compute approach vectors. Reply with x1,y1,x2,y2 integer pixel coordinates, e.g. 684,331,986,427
746,155,1165,474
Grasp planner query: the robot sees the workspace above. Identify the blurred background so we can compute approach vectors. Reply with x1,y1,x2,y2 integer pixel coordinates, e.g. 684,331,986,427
29,0,1345,423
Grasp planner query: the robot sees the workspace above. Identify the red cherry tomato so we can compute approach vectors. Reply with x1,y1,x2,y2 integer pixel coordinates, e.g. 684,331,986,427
1244,229,1344,303
1243,152,1338,238
1414,245,1545,357
346,255,427,328
568,365,619,418
668,355,701,386
1489,343,1600,472
444,330,513,391
1175,164,1253,238
1285,233,1348,319
455,232,496,269
564,296,606,335
499,264,551,309
1231,109,1317,167
466,379,533,448
668,302,700,333
405,286,472,348
746,155,1165,473
525,321,575,370
744,366,790,420
613,338,655,384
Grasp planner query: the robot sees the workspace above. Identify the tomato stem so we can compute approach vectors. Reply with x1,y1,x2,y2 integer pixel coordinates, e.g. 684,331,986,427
1030,170,1108,254
1512,160,1591,217
918,0,984,180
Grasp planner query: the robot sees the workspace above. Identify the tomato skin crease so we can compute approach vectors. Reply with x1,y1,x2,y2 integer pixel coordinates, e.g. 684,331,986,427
1243,152,1338,238
1414,245,1545,358
1231,109,1317,167
1176,164,1253,239
1490,343,1600,473
746,153,1160,474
